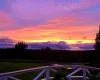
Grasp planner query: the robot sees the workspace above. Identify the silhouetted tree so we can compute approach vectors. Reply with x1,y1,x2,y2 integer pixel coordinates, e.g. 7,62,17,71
94,26,100,50
41,47,52,51
15,42,28,50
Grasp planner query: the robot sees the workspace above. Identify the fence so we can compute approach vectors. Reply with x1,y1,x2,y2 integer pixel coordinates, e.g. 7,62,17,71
0,64,100,80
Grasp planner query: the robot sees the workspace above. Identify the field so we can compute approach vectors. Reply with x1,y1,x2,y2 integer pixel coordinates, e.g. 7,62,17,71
0,62,50,80
0,61,79,80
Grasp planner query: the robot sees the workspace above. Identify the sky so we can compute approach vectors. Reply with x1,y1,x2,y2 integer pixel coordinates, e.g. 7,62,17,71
0,0,100,50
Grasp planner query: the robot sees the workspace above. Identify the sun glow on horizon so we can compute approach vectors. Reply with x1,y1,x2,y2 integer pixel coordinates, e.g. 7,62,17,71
22,39,95,44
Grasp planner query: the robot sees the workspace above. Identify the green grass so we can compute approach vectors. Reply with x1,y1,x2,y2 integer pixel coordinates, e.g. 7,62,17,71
0,62,74,80
0,62,48,80
0,62,85,80
0,62,46,73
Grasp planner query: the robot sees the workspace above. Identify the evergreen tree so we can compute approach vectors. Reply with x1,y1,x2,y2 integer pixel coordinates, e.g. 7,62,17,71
94,26,100,50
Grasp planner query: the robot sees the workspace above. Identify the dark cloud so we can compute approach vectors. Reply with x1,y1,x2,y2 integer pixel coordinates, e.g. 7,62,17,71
0,37,14,48
71,43,94,50
0,37,94,50
27,41,71,50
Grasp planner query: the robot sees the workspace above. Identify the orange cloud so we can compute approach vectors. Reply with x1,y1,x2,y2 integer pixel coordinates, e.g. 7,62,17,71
0,16,97,44
0,0,98,45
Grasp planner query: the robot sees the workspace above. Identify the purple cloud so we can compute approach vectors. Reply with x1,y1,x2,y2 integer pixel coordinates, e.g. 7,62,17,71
71,43,94,50
7,0,60,27
0,37,95,50
28,41,71,50
0,0,99,31
0,37,14,48
0,0,99,49
0,37,72,50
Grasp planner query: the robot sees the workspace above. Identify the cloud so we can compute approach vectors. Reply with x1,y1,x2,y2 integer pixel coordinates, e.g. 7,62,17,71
0,15,97,41
6,0,60,27
0,0,99,44
28,41,71,50
0,37,14,48
0,11,16,30
5,0,100,28
0,37,71,49
71,43,94,50
56,0,100,11
0,37,94,50
0,0,99,30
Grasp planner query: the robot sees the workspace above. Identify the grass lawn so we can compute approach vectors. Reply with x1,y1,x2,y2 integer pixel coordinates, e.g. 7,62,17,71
0,62,85,80
0,62,49,80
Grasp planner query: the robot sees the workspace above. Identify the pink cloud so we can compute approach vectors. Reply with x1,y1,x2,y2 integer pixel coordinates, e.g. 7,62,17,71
3,0,99,30
0,0,99,42
7,0,100,25
0,16,97,42
0,11,15,27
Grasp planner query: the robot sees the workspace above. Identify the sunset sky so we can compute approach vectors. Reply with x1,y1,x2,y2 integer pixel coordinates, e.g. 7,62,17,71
0,0,100,49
